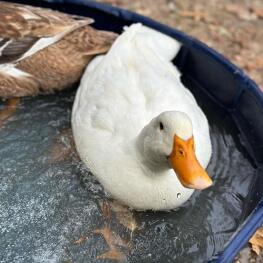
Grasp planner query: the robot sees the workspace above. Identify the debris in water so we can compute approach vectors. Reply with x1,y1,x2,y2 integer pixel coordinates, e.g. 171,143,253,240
49,128,77,163
249,227,263,255
73,235,88,245
0,98,20,128
110,201,138,232
93,226,127,261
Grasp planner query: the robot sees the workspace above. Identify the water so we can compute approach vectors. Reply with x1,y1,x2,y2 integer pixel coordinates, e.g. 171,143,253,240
0,86,259,263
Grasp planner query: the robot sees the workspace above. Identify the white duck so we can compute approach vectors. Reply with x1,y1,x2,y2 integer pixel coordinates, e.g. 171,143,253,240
72,24,212,211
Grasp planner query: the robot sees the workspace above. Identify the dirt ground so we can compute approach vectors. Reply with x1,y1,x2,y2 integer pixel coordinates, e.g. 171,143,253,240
98,0,263,262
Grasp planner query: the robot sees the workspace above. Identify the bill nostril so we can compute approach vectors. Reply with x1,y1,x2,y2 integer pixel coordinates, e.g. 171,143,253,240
178,148,185,157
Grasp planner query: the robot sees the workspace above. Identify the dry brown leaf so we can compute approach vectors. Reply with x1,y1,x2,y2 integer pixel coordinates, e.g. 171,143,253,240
255,58,263,67
249,227,263,255
117,211,137,233
0,98,20,128
225,4,246,13
99,200,137,232
110,201,138,232
100,200,112,220
252,7,263,19
73,235,88,245
93,226,128,248
93,226,129,261
235,56,263,71
225,4,256,21
178,10,208,22
49,128,76,163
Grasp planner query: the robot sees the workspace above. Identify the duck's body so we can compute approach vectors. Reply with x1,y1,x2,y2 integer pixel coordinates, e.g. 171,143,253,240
72,24,212,210
0,1,117,97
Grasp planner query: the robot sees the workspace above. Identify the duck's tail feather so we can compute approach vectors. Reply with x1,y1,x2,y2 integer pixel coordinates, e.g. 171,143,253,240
123,23,182,61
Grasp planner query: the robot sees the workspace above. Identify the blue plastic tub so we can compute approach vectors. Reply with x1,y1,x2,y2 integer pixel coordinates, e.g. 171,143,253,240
2,1,263,262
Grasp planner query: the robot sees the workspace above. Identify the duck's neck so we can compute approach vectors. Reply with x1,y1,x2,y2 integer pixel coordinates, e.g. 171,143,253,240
135,131,170,174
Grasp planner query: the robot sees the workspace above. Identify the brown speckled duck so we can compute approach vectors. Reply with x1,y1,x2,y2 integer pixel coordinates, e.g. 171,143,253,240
0,2,117,127
0,1,117,97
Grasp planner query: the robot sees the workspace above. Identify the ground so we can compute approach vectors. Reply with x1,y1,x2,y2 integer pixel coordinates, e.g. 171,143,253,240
98,0,263,261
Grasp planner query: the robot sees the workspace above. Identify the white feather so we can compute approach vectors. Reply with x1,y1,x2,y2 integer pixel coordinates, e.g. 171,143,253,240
20,9,41,20
0,64,30,77
0,40,12,56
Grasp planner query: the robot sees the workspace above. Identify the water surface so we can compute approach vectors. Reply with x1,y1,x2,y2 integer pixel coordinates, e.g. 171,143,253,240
0,87,259,262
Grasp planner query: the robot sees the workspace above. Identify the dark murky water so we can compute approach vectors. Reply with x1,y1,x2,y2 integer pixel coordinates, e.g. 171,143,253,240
0,84,259,262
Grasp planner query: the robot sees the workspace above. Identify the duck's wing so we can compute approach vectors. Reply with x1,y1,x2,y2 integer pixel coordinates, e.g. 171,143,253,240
0,1,93,64
0,64,40,97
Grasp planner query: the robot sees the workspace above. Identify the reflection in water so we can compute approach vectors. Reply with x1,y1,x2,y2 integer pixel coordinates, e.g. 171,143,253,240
0,89,258,263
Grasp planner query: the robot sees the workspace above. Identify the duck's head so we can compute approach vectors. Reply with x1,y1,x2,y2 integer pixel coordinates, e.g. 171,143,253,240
138,111,212,190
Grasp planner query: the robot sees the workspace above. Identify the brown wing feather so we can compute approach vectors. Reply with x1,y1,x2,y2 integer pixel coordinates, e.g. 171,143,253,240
0,1,94,63
0,69,40,97
0,1,94,38
0,37,38,64
0,69,40,98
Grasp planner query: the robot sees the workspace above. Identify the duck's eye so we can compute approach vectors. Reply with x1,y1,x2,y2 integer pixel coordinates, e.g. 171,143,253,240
159,122,164,130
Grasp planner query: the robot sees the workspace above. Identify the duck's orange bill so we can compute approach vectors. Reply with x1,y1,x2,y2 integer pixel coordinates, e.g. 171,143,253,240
168,135,212,190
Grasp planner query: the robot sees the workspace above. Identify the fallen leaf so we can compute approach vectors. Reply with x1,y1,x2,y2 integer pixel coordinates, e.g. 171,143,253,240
178,9,208,22
49,128,77,163
235,56,263,71
0,98,20,128
249,227,263,255
73,235,88,245
110,201,138,232
252,7,263,19
133,6,151,16
251,58,263,70
225,4,257,21
93,226,128,248
234,246,253,263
